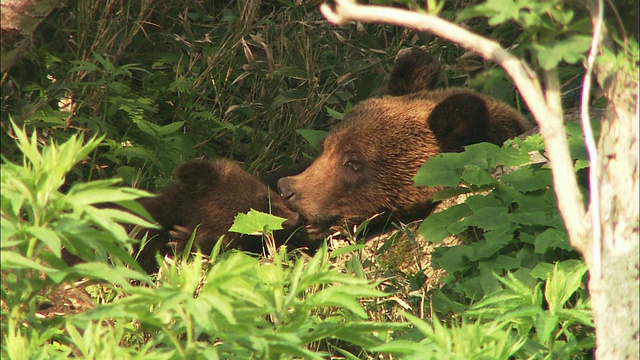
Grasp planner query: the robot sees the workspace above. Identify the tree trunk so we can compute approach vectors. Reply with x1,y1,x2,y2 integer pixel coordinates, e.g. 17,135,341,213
1,0,61,73
588,53,640,360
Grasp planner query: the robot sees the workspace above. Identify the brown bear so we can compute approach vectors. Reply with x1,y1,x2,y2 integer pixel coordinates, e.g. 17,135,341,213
134,158,303,272
277,49,532,240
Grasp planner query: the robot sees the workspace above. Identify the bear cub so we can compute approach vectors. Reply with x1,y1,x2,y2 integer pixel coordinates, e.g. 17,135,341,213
135,159,302,272
278,49,532,239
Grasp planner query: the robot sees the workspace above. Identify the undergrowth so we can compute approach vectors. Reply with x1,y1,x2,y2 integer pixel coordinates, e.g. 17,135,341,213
0,0,616,358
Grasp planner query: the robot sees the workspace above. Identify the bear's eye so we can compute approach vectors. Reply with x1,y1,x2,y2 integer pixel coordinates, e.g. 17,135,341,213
343,153,363,172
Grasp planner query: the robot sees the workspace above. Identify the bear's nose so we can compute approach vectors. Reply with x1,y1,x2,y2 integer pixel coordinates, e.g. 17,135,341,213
277,177,297,202
282,211,302,229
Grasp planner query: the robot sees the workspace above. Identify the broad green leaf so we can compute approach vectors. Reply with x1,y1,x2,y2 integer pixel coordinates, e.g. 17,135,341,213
501,166,552,192
529,259,585,280
534,228,573,253
495,142,533,166
414,154,463,187
228,209,287,235
419,203,471,243
461,164,496,186
534,36,592,70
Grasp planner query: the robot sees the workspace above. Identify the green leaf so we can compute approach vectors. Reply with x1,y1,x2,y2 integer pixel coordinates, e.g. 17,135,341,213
501,166,552,192
432,187,473,201
133,118,161,137
545,262,587,314
496,142,533,166
228,209,287,235
370,340,427,354
534,228,573,253
72,263,147,286
414,154,462,187
326,108,344,120
463,206,509,230
67,185,152,206
1,251,56,271
529,259,585,280
26,226,62,258
157,121,185,136
508,211,548,225
459,0,519,25
461,164,496,186
272,89,309,108
330,244,366,258
296,129,328,152
307,288,367,319
419,203,471,243
534,36,592,70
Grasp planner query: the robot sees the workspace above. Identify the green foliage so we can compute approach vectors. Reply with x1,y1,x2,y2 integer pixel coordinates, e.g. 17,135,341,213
374,313,525,359
468,261,594,358
1,125,399,358
1,123,154,358
374,262,593,359
414,123,596,303
2,0,620,357
408,123,597,356
2,0,405,188
459,0,592,70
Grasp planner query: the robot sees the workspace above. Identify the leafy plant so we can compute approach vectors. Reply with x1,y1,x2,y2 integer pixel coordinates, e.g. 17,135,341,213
372,262,593,359
54,244,400,359
467,260,594,358
414,123,595,303
1,123,154,356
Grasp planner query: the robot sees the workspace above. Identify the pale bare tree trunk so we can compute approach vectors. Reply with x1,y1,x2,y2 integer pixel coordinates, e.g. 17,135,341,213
1,0,61,73
587,32,639,359
321,1,639,358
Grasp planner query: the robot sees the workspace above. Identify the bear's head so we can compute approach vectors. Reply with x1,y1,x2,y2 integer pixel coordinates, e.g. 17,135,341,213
277,50,531,239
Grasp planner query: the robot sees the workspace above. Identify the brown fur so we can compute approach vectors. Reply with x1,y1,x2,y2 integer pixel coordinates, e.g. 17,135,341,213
278,49,532,239
385,49,442,96
136,159,302,272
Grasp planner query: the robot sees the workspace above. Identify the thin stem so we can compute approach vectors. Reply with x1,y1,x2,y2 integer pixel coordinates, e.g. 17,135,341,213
583,0,605,278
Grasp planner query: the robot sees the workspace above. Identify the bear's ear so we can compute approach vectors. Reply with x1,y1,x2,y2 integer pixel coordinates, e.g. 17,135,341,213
427,92,490,151
385,49,442,96
174,160,220,188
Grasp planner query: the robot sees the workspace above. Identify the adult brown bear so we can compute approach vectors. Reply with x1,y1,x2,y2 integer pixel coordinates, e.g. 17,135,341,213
277,49,532,240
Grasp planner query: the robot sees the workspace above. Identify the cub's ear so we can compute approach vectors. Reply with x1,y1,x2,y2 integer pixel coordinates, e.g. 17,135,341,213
427,92,490,151
385,49,442,96
174,159,220,189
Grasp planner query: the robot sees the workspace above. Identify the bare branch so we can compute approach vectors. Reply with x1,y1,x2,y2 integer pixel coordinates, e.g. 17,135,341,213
320,0,590,251
582,0,605,278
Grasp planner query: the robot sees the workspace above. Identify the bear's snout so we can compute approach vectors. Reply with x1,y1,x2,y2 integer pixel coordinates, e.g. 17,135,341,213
277,177,298,205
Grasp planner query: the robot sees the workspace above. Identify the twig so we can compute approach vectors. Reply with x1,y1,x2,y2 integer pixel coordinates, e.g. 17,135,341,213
320,0,591,252
583,0,604,278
